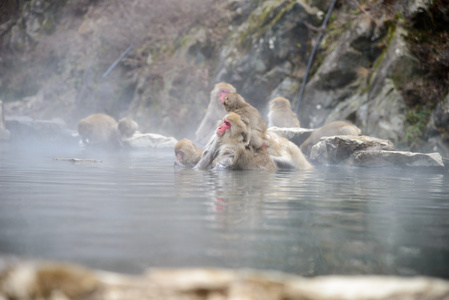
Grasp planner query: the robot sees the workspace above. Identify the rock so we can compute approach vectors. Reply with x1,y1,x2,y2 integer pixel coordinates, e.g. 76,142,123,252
123,132,178,149
298,16,382,129
349,150,445,169
360,79,407,144
310,135,395,164
5,116,78,144
0,101,11,141
1,260,449,300
267,127,313,147
310,135,445,169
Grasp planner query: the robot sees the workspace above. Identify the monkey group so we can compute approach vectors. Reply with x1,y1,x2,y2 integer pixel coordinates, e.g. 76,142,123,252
75,81,359,171
77,113,139,150
175,82,361,171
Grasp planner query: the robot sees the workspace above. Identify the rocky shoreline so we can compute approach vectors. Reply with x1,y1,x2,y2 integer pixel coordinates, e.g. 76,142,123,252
0,258,448,300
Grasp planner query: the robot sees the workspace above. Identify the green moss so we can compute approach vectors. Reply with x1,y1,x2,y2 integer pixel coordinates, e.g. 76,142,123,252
404,106,430,147
42,17,53,31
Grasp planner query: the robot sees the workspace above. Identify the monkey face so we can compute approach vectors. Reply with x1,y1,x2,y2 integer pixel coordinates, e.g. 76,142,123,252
216,118,231,136
175,150,184,163
218,89,231,103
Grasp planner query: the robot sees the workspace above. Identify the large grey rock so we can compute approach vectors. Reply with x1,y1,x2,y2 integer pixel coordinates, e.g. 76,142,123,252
310,135,444,169
310,135,395,164
298,16,382,128
5,116,77,144
215,0,319,112
268,127,313,147
360,79,406,144
349,150,445,169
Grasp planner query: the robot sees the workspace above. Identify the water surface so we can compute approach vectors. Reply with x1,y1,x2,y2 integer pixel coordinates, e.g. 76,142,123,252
0,143,448,278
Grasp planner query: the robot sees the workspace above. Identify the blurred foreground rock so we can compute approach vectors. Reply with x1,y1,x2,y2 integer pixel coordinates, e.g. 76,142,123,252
0,261,448,300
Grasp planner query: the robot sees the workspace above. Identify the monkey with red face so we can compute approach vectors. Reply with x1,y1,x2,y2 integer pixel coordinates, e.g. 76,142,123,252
196,113,275,171
222,92,267,150
195,82,236,144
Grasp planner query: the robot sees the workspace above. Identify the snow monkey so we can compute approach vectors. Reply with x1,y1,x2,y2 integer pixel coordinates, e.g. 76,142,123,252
300,120,361,156
222,92,267,150
265,131,313,170
267,97,300,128
195,82,236,145
174,138,203,168
117,117,139,139
77,113,120,149
197,112,275,171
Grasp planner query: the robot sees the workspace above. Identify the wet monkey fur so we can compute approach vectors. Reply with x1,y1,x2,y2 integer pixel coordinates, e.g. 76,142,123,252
174,138,203,168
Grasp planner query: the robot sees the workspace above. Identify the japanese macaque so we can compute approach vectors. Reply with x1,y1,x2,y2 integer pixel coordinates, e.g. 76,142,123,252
300,120,362,156
0,262,98,299
222,92,267,149
174,138,203,168
77,113,120,149
195,82,236,144
267,97,300,128
196,112,275,171
266,131,313,170
117,117,138,140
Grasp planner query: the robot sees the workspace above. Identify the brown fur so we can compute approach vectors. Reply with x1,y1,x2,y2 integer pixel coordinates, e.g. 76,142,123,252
196,113,275,171
174,138,203,168
267,97,300,128
266,131,313,170
77,113,120,149
117,117,138,139
195,82,236,144
223,93,267,149
300,120,362,156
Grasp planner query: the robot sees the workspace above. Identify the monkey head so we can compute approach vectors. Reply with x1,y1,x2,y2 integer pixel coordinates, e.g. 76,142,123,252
223,93,247,112
270,97,291,110
212,82,236,104
216,112,249,145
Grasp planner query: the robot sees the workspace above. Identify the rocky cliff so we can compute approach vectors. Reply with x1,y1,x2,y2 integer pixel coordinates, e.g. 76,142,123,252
1,0,448,155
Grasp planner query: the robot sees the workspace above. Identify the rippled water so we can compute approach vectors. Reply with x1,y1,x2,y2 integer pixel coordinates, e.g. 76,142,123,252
0,142,448,278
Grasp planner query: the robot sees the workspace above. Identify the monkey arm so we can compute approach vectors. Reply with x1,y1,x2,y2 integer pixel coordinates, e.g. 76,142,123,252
194,135,220,170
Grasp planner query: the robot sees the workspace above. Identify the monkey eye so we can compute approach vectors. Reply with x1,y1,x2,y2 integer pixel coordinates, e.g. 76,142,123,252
224,121,231,126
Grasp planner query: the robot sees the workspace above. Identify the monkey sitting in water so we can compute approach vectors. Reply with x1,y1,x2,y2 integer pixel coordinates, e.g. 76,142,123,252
196,112,275,171
222,92,267,150
174,138,203,168
77,113,120,150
